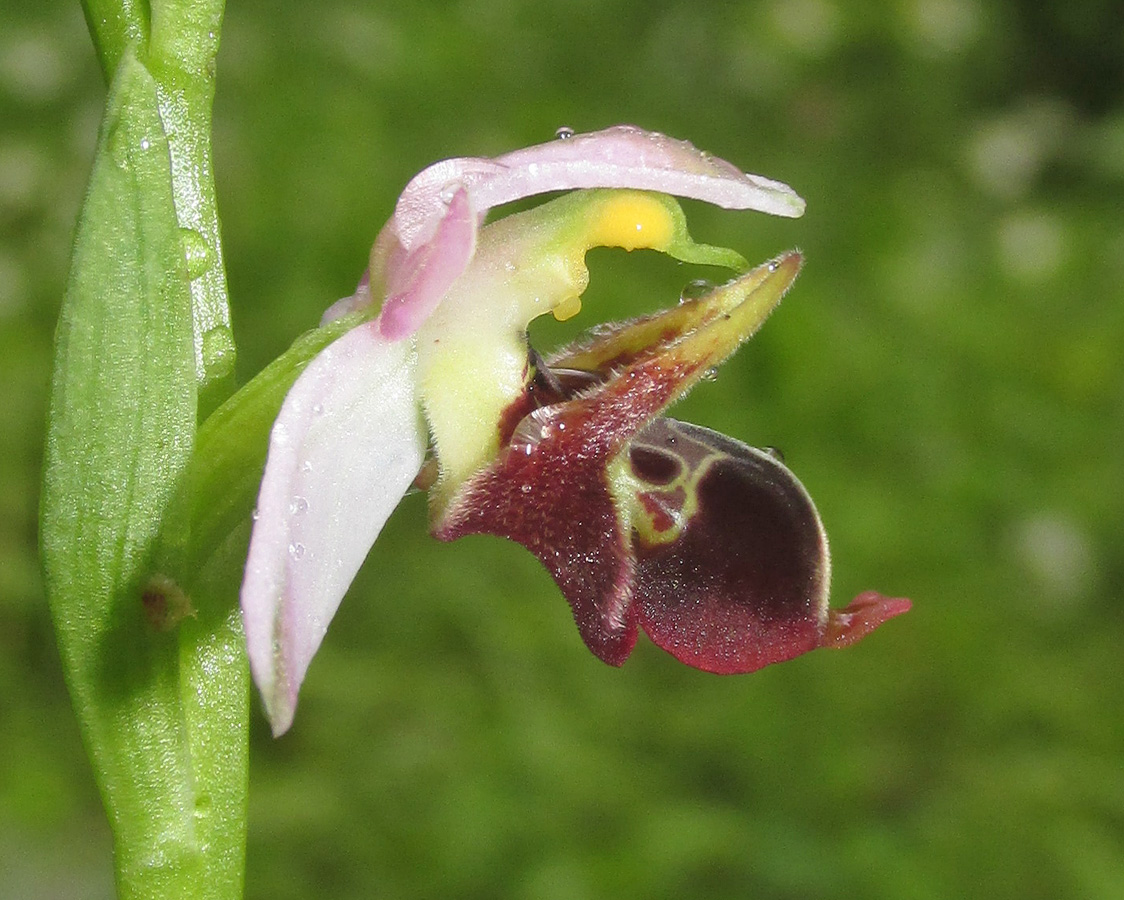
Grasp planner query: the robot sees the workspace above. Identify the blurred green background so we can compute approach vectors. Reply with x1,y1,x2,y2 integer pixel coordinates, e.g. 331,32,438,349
3,0,1123,897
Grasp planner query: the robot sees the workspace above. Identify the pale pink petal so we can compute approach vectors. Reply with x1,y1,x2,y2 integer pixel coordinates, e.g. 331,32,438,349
241,323,426,735
378,125,805,340
376,186,476,341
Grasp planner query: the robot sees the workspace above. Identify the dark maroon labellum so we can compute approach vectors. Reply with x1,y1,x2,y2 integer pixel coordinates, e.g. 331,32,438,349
433,255,909,673
627,419,829,673
628,444,682,486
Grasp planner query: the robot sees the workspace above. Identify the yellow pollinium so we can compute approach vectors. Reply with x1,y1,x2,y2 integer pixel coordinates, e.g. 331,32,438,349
551,192,677,322
586,192,676,253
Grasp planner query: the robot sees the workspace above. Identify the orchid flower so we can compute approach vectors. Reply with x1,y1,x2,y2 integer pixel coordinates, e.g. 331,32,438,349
241,125,910,735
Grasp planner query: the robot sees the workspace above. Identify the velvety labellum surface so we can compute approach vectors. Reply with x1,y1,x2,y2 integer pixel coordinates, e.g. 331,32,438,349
435,258,909,672
627,419,829,673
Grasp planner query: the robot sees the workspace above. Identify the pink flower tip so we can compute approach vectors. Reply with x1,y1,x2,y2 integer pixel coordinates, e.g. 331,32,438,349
821,591,913,649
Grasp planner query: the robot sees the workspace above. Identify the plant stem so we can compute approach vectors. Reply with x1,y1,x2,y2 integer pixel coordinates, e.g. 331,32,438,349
147,0,236,411
82,0,236,408
80,0,150,81
44,3,249,899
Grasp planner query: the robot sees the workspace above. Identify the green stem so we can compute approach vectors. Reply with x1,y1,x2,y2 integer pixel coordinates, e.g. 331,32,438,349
80,0,151,82
44,3,248,898
147,0,236,411
82,0,236,409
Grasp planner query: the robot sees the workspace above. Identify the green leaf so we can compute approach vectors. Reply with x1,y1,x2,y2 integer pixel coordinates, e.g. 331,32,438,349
40,49,245,900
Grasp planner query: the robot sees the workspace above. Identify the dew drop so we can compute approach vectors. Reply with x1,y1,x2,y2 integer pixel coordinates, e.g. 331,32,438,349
140,137,151,151
761,445,786,463
201,327,235,380
300,460,313,473
767,261,778,273
679,278,715,303
701,367,719,382
251,508,261,521
520,483,532,494
511,408,553,454
312,403,324,416
180,228,213,280
288,542,306,560
289,496,309,516
555,126,575,140
193,791,213,827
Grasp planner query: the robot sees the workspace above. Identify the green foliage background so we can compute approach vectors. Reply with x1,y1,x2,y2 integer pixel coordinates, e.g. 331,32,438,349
3,0,1122,897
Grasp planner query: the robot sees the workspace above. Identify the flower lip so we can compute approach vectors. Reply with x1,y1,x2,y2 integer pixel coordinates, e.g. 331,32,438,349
435,257,806,665
823,592,913,648
435,259,910,674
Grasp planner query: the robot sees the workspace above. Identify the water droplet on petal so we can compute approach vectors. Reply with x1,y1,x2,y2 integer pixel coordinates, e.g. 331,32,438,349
520,483,532,494
288,542,306,560
312,403,324,416
701,367,719,382
767,261,778,273
289,496,309,516
300,460,313,473
761,446,786,463
555,126,575,140
251,508,261,521
679,279,715,303
511,408,554,455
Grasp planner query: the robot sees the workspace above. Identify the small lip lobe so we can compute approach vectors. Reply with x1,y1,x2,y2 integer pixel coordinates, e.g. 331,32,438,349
822,592,913,649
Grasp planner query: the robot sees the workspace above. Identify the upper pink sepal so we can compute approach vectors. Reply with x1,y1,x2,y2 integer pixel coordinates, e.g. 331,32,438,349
240,322,426,735
490,125,805,218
